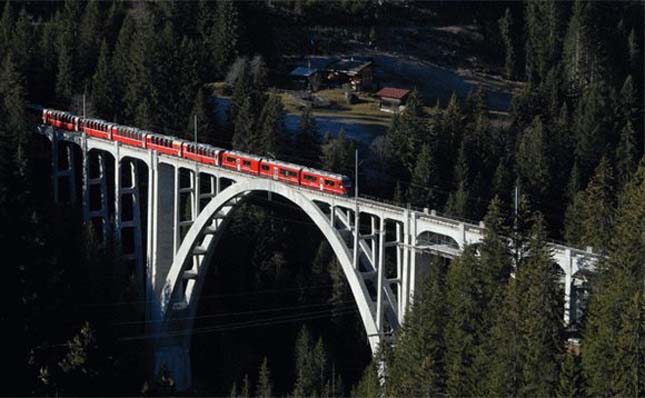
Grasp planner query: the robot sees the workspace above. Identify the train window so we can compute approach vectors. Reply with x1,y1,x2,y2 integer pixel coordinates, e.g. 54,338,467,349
281,169,297,178
227,156,236,163
303,175,316,182
324,180,335,186
261,165,270,171
242,160,251,167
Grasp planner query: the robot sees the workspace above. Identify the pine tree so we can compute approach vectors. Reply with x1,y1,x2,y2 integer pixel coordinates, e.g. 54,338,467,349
387,256,447,396
257,94,286,157
0,1,15,57
78,0,101,84
556,351,582,398
517,214,563,397
582,162,644,398
10,8,30,77
444,142,470,219
321,129,354,176
408,143,438,209
256,357,272,398
498,8,515,80
108,15,134,121
91,41,114,120
479,196,512,307
579,157,614,254
516,115,550,208
351,362,379,398
232,97,256,152
388,90,424,176
563,0,602,90
525,0,564,83
229,57,250,124
294,107,321,166
240,374,250,398
213,1,239,77
187,87,217,143
444,246,482,398
56,40,74,105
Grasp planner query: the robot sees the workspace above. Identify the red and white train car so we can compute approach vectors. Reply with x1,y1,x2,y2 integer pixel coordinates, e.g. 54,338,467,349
259,159,301,185
80,118,112,140
146,133,184,157
300,168,352,195
221,151,263,175
111,125,146,148
182,143,223,166
43,109,79,132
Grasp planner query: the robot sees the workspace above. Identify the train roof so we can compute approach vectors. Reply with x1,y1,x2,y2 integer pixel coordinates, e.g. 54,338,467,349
225,150,264,161
185,142,224,152
301,167,351,181
265,159,304,170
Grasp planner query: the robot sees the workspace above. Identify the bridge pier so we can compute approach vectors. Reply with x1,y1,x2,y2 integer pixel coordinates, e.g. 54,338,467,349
154,341,192,391
52,138,77,205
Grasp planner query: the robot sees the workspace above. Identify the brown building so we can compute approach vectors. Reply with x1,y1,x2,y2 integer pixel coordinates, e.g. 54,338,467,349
326,58,374,91
375,87,411,113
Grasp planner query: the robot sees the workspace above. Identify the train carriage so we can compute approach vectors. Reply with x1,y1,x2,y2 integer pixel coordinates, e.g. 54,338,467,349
221,151,262,175
146,133,184,157
80,118,112,140
44,110,79,132
300,168,352,195
259,159,302,185
182,142,223,165
111,125,147,148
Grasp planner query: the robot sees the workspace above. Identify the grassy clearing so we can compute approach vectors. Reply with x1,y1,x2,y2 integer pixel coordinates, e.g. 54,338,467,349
277,88,395,127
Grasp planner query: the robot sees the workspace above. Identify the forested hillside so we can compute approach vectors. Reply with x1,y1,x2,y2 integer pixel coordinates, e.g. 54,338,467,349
0,0,642,396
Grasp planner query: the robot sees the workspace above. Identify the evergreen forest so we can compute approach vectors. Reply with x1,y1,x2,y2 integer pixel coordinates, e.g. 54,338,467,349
0,1,642,396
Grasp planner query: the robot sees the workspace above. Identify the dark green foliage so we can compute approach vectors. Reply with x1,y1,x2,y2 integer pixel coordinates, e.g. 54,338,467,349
408,143,439,209
557,351,582,398
578,157,615,254
213,1,240,77
525,0,564,83
479,196,512,307
386,257,447,396
516,116,550,207
582,162,644,397
498,8,516,80
187,86,217,144
256,94,287,158
91,41,114,120
294,107,321,166
387,90,425,177
256,358,272,398
445,247,482,397
445,142,470,219
321,129,355,176
232,97,257,152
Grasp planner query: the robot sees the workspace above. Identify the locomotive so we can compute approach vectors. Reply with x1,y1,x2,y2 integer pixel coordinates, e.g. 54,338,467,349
42,108,352,196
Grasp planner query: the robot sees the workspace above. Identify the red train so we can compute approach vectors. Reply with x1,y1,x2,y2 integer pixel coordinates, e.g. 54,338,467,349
41,108,352,196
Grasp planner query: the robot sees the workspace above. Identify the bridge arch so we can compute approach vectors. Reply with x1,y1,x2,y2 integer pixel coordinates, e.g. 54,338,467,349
160,179,381,353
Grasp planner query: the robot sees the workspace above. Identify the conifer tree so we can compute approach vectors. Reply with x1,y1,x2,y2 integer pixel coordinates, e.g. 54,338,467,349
517,214,563,397
10,9,30,77
0,1,15,57
582,162,644,398
556,351,582,398
498,8,516,80
111,14,135,121
444,246,482,398
213,1,239,77
321,129,354,176
445,142,470,219
232,97,256,152
387,257,447,396
525,0,564,83
91,41,114,120
479,196,512,307
408,143,438,209
351,362,379,398
256,357,272,398
294,107,321,166
78,0,101,84
388,90,424,176
516,115,550,207
257,94,286,158
229,57,251,123
56,41,74,105
579,157,614,254
187,87,217,143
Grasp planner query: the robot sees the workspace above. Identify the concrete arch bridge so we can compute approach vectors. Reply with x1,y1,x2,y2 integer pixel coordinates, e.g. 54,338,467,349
36,125,599,389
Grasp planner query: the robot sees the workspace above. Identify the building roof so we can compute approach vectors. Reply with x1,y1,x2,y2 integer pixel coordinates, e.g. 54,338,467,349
328,58,373,75
375,87,411,100
289,66,319,78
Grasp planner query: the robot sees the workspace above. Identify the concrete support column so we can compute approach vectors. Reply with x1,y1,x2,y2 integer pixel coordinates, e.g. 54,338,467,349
395,222,402,321
409,211,417,303
52,138,76,205
376,217,386,332
81,138,89,221
564,249,573,325
401,209,410,317
173,166,180,254
113,145,121,231
352,206,359,269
